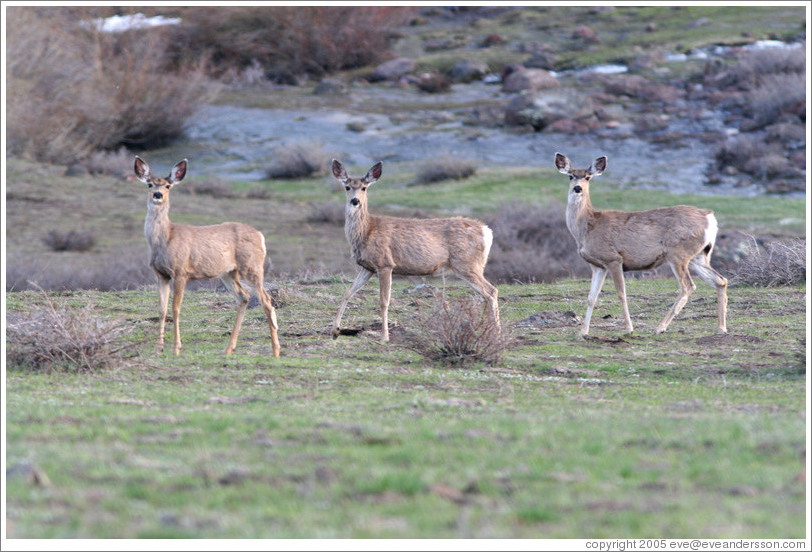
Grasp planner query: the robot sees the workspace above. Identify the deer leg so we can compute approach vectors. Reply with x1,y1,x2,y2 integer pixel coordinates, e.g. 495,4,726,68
456,271,501,329
607,263,634,334
155,275,171,354
333,268,373,338
690,255,728,333
171,277,188,355
378,267,393,342
223,272,250,355
248,271,281,358
582,266,607,336
657,261,696,334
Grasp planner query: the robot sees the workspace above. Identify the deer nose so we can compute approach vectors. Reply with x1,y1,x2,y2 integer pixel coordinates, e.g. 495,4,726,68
350,198,360,206
153,191,163,200
572,185,582,194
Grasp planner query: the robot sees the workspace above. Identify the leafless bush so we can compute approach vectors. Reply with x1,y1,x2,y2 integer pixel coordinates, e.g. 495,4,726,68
42,229,96,252
405,291,511,367
730,236,806,287
484,201,589,283
266,141,331,179
744,72,806,129
306,201,345,224
66,147,133,177
6,7,212,165
6,249,155,292
178,178,237,198
413,155,477,185
167,7,417,81
6,289,139,372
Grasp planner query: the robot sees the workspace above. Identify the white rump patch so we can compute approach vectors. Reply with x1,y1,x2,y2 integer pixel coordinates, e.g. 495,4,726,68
704,213,718,249
260,233,267,256
482,225,494,261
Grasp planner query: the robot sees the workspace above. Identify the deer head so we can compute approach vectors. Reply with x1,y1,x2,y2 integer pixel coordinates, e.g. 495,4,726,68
554,152,606,204
331,159,383,209
134,156,187,206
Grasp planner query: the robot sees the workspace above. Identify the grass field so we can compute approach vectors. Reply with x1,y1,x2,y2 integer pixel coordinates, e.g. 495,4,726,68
5,276,807,539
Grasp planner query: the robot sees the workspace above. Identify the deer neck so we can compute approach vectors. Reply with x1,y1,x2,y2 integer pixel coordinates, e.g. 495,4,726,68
144,201,173,249
345,202,371,260
566,188,595,245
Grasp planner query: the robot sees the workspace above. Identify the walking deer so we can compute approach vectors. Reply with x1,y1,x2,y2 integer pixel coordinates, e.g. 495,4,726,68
554,153,728,336
134,156,281,357
331,159,500,342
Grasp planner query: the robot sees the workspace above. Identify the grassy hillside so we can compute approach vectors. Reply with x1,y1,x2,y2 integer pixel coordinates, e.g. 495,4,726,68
5,278,806,538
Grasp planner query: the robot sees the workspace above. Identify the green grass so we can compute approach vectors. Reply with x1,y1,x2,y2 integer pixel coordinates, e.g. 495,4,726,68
5,278,806,538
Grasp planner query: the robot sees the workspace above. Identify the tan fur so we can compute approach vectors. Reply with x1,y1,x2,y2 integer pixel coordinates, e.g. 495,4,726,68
555,152,728,336
331,159,500,341
135,156,281,357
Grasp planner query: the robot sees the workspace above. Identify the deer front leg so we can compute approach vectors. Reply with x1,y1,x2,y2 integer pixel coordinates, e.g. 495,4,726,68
155,276,171,354
582,266,607,336
607,262,634,334
333,268,373,339
378,267,393,342
223,274,250,355
171,277,187,355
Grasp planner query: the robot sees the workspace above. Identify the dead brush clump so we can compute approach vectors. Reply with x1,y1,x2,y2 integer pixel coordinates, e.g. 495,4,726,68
305,201,345,225
266,141,330,179
413,155,477,185
730,236,806,287
42,229,96,252
405,291,511,367
6,289,140,372
484,201,590,283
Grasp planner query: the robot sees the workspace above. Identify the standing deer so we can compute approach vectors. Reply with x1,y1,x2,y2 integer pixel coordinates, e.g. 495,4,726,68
134,156,281,357
331,159,500,342
555,152,728,336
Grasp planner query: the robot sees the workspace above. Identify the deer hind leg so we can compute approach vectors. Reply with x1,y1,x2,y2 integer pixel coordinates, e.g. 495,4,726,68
377,267,393,342
222,271,250,355
246,268,281,358
456,270,501,329
171,276,188,355
582,266,607,336
690,254,728,334
657,261,696,334
333,268,373,339
155,275,171,354
607,262,634,334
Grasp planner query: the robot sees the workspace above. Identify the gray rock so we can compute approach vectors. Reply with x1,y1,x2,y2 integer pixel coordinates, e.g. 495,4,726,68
369,58,415,82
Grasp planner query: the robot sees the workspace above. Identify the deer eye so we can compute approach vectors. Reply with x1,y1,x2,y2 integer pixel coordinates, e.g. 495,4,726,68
344,186,350,191
361,187,367,192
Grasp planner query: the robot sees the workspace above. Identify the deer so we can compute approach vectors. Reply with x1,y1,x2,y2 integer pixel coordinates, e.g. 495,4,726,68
134,156,281,357
330,159,500,342
554,152,728,337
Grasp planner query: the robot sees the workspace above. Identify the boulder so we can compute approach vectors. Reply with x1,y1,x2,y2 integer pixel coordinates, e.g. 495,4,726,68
502,68,560,92
450,59,490,83
369,58,415,82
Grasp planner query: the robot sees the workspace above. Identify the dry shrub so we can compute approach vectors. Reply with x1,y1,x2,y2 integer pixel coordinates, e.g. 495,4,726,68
42,229,96,252
266,141,330,179
306,201,345,224
6,7,212,165
66,147,134,177
405,291,510,367
730,236,806,287
413,155,477,185
167,7,417,81
485,201,589,283
178,178,237,198
6,289,139,372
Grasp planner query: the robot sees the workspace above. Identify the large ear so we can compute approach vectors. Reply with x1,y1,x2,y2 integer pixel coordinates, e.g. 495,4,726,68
134,156,151,183
331,159,348,182
589,156,607,176
364,161,383,185
554,152,571,174
169,159,187,184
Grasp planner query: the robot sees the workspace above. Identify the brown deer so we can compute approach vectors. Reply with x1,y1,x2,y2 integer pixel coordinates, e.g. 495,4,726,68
134,156,281,357
555,152,728,336
331,159,500,342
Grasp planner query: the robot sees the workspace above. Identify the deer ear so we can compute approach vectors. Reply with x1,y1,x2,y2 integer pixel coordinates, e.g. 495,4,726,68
590,156,607,176
134,156,151,183
331,159,348,182
365,161,383,184
168,159,187,184
554,152,571,174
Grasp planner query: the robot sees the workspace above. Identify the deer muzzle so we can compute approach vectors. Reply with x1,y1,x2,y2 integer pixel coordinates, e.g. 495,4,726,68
350,198,360,206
